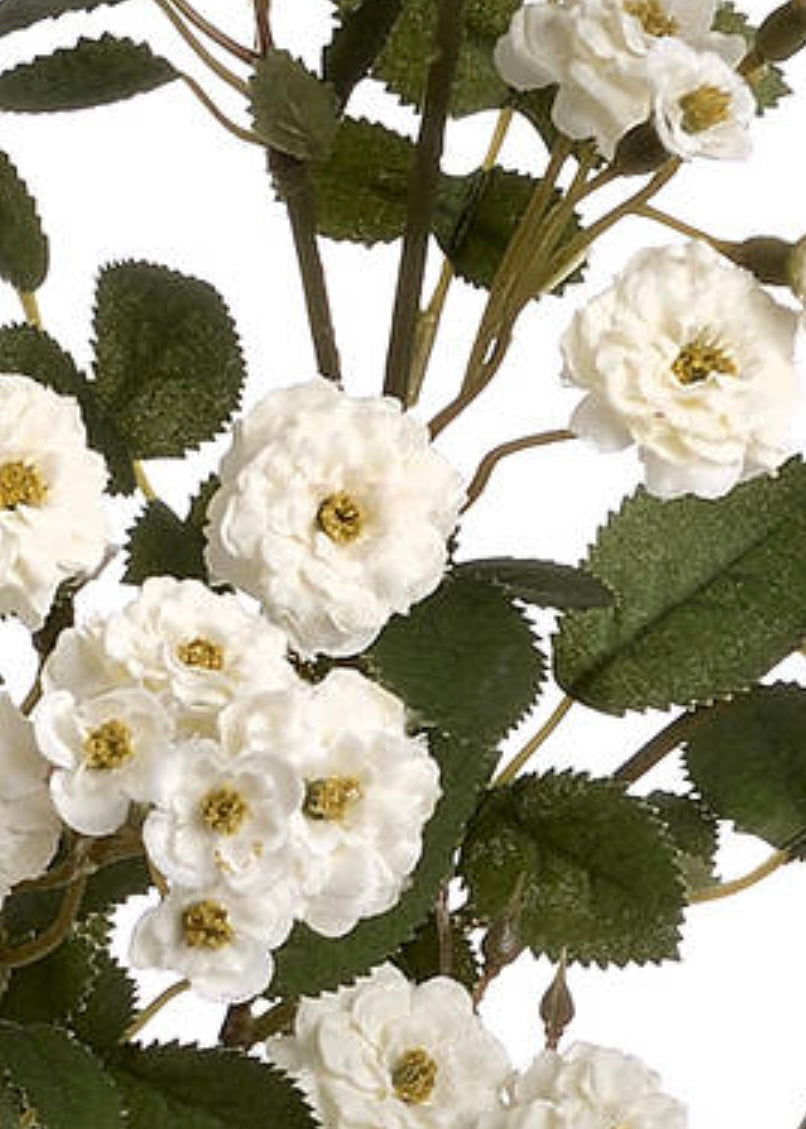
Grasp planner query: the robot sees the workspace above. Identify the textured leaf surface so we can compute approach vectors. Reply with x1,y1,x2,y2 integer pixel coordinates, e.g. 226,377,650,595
109,1043,317,1129
0,933,96,1026
0,0,130,38
123,500,209,586
455,557,613,610
460,771,685,965
393,912,479,991
714,2,791,112
367,573,545,742
554,460,806,714
0,1022,123,1129
685,683,806,857
250,49,339,161
0,36,177,112
0,151,48,290
645,790,719,895
324,0,404,105
92,262,245,458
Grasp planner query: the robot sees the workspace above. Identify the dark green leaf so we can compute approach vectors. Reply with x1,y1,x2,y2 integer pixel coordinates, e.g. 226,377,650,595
685,683,806,856
454,557,613,610
0,0,131,38
108,1043,316,1129
92,261,245,458
0,1022,124,1129
250,49,339,161
554,459,806,714
460,771,686,966
645,790,719,895
0,151,48,290
273,728,499,997
0,36,177,113
366,573,545,743
123,500,209,586
393,912,479,991
0,932,95,1026
713,2,791,112
324,0,404,106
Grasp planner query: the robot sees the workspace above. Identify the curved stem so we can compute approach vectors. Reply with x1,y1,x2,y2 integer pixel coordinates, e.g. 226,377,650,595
0,874,87,970
166,0,258,65
152,0,250,94
462,428,576,512
121,979,190,1043
612,704,722,785
178,72,263,145
690,849,789,905
17,290,42,328
493,695,575,788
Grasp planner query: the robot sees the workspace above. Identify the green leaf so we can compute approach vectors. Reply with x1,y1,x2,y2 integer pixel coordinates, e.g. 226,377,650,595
123,500,209,586
250,49,339,161
645,790,719,895
713,2,791,113
454,557,613,610
366,573,545,743
0,1022,124,1129
273,727,499,996
92,261,245,459
0,36,177,113
685,683,806,856
0,933,96,1026
324,0,404,106
0,0,131,38
393,912,479,991
0,151,48,291
108,1043,317,1129
554,459,806,715
69,941,136,1053
460,771,686,966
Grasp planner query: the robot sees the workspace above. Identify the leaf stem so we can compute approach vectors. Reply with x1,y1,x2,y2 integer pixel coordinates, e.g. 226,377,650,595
17,290,42,328
492,695,575,788
462,428,576,512
0,873,87,970
120,978,190,1043
611,704,721,785
178,72,263,145
152,0,250,94
383,0,468,404
165,0,258,65
689,849,790,905
133,461,158,502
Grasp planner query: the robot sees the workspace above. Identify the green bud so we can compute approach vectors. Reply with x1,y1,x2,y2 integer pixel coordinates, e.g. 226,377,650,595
612,121,671,177
721,235,795,286
755,0,806,62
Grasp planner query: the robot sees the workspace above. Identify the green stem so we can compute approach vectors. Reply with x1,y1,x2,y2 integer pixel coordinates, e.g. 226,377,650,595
121,979,190,1043
633,203,730,251
383,0,468,404
462,428,576,512
250,999,298,1043
17,290,42,328
690,849,789,905
611,703,721,785
178,72,263,145
0,874,87,970
492,695,575,787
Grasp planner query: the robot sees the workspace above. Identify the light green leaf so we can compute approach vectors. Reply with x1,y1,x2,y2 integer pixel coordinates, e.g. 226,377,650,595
554,459,806,714
0,0,131,38
454,557,613,610
92,261,245,459
0,36,177,112
645,790,719,895
460,771,686,966
685,683,806,856
0,151,48,291
250,49,339,161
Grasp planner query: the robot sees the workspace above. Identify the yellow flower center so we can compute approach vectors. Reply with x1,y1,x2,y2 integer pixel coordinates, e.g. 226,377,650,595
672,339,738,385
391,1048,438,1105
303,776,362,821
624,0,678,36
317,491,364,544
200,786,250,835
177,637,225,671
679,85,732,134
0,460,47,510
83,719,135,771
181,899,234,949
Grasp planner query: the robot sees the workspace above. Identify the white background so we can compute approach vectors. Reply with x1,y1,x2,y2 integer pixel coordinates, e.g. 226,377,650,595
1,2,806,1126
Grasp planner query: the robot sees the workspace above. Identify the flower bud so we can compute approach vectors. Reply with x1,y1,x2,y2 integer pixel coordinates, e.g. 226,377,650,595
612,121,671,177
755,0,806,62
720,235,795,286
539,954,575,1051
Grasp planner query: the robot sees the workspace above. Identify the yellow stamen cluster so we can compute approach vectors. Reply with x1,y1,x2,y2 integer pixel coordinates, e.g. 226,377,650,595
0,460,47,510
624,0,678,37
672,339,737,385
200,786,250,835
391,1048,438,1105
177,637,225,671
83,719,135,771
679,85,732,134
303,776,362,821
317,491,364,543
181,899,234,949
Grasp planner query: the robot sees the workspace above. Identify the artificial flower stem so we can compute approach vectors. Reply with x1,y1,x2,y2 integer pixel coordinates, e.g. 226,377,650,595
0,874,87,970
18,290,42,328
120,978,190,1043
633,203,730,251
178,72,264,145
383,0,468,405
250,998,299,1043
151,0,250,95
220,1001,257,1048
611,703,722,785
133,460,158,502
492,695,575,788
462,428,576,512
254,0,273,53
690,849,790,904
164,0,258,65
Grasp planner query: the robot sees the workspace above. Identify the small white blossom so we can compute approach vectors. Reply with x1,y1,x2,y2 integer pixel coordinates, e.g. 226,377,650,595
267,963,511,1129
33,686,172,835
563,241,800,498
205,379,465,657
0,695,61,905
130,883,295,1003
0,374,109,629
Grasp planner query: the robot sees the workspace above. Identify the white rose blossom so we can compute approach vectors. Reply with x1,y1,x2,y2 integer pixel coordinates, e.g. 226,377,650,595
494,0,744,159
205,379,465,658
563,240,800,498
0,374,109,629
0,695,61,906
267,963,511,1129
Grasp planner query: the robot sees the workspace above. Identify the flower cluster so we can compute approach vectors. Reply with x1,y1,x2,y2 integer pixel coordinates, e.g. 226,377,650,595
31,577,441,1002
495,0,752,161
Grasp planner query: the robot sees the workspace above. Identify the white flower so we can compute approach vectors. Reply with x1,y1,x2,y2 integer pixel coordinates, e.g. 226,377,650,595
0,374,109,629
494,0,744,159
506,1042,687,1129
0,695,61,905
563,241,800,498
267,963,511,1129
33,686,172,835
649,39,754,160
205,379,465,657
130,883,294,1003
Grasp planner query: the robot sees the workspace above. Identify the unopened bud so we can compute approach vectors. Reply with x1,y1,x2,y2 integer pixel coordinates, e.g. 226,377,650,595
539,953,575,1051
755,0,806,62
612,121,671,177
720,235,795,286
481,914,524,972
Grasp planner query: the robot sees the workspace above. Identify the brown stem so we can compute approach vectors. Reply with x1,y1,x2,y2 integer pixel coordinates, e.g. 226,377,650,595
219,1001,257,1048
152,0,250,94
254,0,273,54
250,999,299,1043
178,73,263,146
612,703,723,785
167,0,258,64
462,429,576,512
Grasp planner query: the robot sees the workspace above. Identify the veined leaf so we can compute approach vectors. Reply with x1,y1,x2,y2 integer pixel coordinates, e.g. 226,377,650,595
454,557,613,610
645,790,719,895
554,459,806,714
0,0,131,38
0,151,48,290
250,49,339,161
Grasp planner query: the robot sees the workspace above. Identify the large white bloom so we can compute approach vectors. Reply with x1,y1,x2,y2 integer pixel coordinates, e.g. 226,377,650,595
0,374,109,629
563,241,800,498
0,695,61,906
205,379,465,657
267,963,511,1129
494,0,744,158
